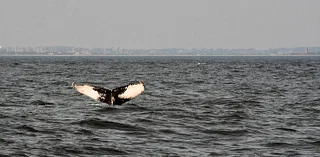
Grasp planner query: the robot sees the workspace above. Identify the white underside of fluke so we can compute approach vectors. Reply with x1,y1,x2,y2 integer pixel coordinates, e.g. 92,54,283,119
118,83,145,99
73,83,100,101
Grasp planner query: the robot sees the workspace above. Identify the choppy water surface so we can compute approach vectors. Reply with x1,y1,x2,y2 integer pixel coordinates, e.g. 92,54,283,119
0,56,320,156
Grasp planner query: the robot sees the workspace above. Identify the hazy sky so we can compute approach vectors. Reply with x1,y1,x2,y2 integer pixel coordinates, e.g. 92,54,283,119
0,0,319,49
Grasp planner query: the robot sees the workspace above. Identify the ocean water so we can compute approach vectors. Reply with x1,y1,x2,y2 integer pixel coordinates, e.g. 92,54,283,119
0,56,320,156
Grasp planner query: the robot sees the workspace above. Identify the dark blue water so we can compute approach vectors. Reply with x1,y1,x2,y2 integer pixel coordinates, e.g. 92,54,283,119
0,56,320,156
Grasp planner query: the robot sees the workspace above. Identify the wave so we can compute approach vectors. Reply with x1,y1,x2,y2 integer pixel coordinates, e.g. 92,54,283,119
82,146,128,155
265,142,294,147
29,100,55,106
310,141,320,146
16,124,39,133
94,106,121,113
200,128,249,136
77,118,147,132
0,113,9,119
93,104,149,113
15,124,55,134
74,129,95,135
133,118,154,124
276,127,298,132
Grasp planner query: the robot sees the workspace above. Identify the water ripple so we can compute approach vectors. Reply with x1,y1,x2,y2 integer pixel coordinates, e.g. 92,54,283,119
0,56,320,156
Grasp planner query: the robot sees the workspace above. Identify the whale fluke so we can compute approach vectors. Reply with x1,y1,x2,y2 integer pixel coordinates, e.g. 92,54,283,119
72,81,145,105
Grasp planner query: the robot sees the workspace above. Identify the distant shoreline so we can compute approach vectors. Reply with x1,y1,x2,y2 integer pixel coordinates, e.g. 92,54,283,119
1,54,320,57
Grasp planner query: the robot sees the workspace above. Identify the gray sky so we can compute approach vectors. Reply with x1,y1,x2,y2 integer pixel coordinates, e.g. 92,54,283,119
0,0,319,49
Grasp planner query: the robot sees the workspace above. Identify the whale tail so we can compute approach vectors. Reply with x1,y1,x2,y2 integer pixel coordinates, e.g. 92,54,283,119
72,81,144,105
